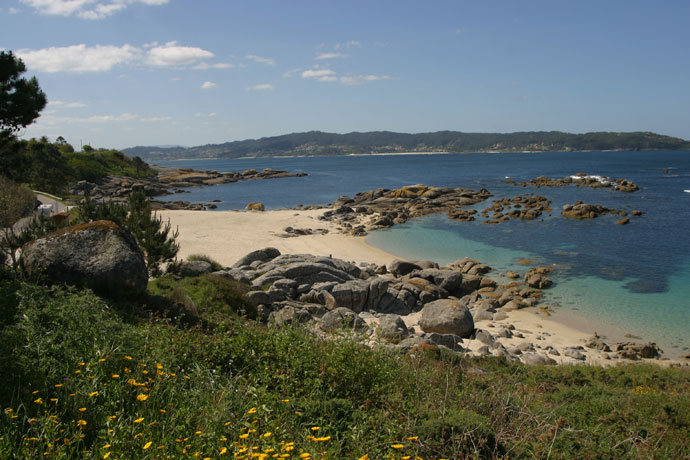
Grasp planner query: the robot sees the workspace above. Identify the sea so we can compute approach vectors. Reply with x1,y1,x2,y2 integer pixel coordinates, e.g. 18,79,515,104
154,151,690,357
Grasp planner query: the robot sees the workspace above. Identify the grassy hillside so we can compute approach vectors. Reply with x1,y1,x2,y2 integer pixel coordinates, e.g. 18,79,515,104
1,272,689,459
0,136,155,195
123,130,690,161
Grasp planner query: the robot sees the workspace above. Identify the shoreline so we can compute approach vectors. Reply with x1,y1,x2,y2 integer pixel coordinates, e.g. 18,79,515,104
161,207,686,366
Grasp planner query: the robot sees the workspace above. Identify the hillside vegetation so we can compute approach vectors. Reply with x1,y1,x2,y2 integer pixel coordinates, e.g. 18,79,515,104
123,130,690,161
0,136,155,195
1,269,689,459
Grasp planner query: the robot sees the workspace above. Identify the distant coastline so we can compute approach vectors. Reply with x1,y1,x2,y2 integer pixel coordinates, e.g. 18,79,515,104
123,129,690,162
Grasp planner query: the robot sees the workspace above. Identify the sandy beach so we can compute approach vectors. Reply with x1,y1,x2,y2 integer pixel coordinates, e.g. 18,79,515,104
161,208,684,366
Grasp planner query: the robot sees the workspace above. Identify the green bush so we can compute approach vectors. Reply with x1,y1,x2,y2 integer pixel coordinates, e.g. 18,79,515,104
417,408,499,459
187,253,224,271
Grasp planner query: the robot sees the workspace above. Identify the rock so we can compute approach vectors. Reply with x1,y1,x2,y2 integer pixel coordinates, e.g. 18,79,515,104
376,314,409,342
233,247,281,268
390,259,423,276
615,342,660,360
246,202,265,211
563,348,586,360
395,335,434,353
561,202,616,219
521,353,557,365
21,220,148,298
418,299,475,338
585,333,612,352
617,217,630,225
424,332,464,351
269,306,313,327
320,307,367,331
328,280,370,312
412,268,463,294
474,329,495,346
246,290,272,305
179,260,213,277
472,309,494,321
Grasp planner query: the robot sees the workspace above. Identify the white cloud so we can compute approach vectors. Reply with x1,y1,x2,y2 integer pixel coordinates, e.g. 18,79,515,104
147,41,214,67
8,7,20,14
20,0,170,20
282,67,303,78
170,76,181,81
140,116,172,122
302,68,337,82
200,81,217,90
245,83,275,91
37,112,170,125
17,44,140,72
340,74,392,86
315,52,346,60
334,40,361,50
245,54,276,66
48,100,88,108
192,61,233,70
456,28,464,35
194,112,217,118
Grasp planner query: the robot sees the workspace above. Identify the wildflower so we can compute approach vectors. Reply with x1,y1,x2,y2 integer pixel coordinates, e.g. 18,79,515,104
263,432,272,438
77,420,87,428
312,436,331,442
136,394,149,401
134,433,142,439
124,356,133,360
247,407,257,414
78,362,85,366
281,399,290,403
54,384,63,388
103,453,111,459
103,444,111,449
34,398,43,405
220,447,228,455
407,436,418,441
4,408,14,415
74,370,81,374
49,398,58,403
195,430,202,435
108,415,116,420
219,436,227,441
239,434,249,439
112,374,120,379
160,409,167,413
224,421,232,426
310,427,320,431
98,358,107,362
134,417,145,424
89,391,99,397
300,454,311,459
391,444,404,449
143,441,152,450
78,407,86,412
358,455,370,460
28,418,37,424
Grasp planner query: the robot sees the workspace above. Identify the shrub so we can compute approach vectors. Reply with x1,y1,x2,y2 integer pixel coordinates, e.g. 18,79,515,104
187,253,223,271
417,408,500,459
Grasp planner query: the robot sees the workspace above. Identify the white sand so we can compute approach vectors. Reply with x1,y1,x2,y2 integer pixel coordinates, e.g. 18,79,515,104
160,209,396,267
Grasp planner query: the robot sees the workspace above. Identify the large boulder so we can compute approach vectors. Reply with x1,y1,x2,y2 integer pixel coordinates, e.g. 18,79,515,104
390,259,422,276
233,247,281,268
418,298,475,338
22,220,148,298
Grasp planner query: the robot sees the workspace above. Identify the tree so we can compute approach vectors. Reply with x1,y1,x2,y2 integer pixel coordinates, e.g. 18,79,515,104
0,51,47,135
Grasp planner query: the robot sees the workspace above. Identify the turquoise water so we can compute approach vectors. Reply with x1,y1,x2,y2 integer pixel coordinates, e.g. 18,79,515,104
155,151,690,356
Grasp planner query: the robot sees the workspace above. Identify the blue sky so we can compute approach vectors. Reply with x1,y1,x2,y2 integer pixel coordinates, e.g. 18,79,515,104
2,0,689,149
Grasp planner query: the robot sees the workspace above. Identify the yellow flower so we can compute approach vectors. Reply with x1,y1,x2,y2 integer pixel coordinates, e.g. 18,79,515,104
220,447,228,455
219,436,227,441
102,444,111,449
134,417,145,424
136,394,149,401
357,455,370,460
239,434,249,439
195,430,202,435
310,427,320,431
263,432,272,438
49,398,58,403
124,355,133,360
247,407,257,414
32,390,40,394
159,409,166,413
98,358,107,362
112,374,120,379
281,399,290,403
76,419,87,428
103,453,111,459
78,407,86,412
77,362,85,366
54,384,63,388
143,441,152,450
89,391,98,397
407,436,418,441
34,398,43,405
224,421,232,426
390,444,404,449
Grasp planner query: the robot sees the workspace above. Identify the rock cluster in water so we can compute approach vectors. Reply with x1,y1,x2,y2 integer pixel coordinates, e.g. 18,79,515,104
317,184,492,236
509,173,639,192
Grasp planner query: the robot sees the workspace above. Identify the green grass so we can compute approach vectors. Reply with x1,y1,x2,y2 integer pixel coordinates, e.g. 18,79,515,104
1,276,689,459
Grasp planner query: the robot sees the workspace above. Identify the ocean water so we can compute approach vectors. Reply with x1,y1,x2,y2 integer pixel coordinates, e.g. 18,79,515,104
155,151,690,356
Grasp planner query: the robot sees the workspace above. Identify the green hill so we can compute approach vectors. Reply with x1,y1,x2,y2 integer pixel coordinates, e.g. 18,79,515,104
123,130,690,161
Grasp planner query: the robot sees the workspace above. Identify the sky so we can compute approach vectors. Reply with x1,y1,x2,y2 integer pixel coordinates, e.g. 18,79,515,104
2,0,689,149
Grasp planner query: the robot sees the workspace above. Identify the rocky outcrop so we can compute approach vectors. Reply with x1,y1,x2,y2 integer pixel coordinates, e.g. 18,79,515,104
511,174,639,192
246,202,265,211
478,195,551,223
21,220,148,298
68,167,307,210
561,202,623,220
318,185,492,236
